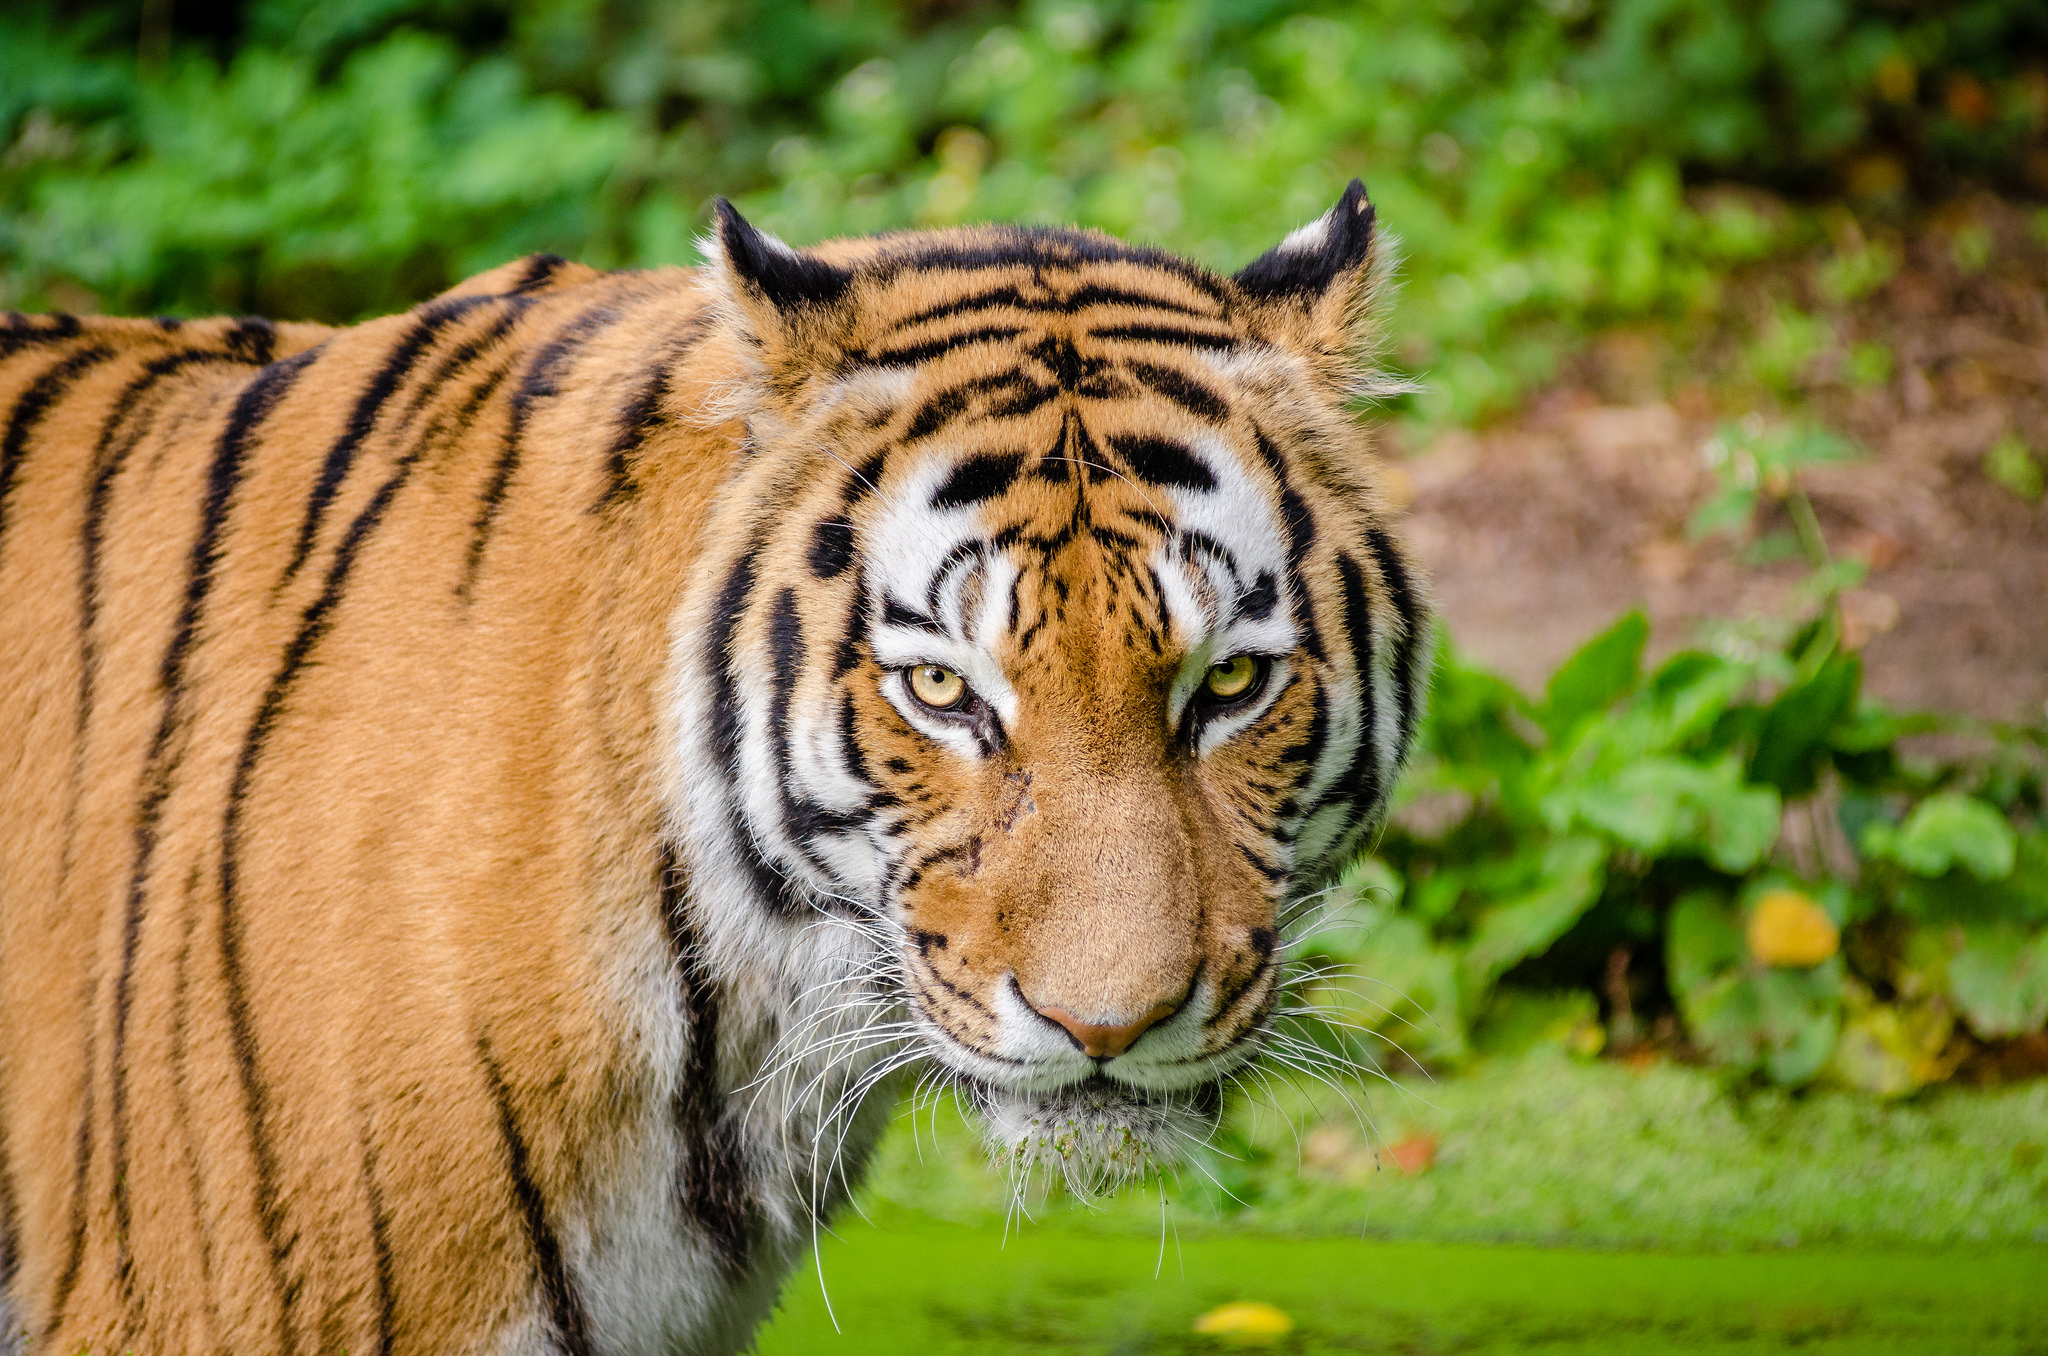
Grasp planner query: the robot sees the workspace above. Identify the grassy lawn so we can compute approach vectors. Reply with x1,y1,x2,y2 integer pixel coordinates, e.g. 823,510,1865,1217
756,1047,2048,1353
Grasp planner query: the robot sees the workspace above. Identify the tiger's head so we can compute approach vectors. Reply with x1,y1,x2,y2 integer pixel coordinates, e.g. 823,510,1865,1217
672,182,1426,1193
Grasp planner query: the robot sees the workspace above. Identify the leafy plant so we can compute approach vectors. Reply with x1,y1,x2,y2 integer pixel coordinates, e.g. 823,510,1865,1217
1301,607,2047,1095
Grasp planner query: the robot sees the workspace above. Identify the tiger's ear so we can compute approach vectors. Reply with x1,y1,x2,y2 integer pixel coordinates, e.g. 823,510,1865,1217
704,198,856,387
1231,180,1389,385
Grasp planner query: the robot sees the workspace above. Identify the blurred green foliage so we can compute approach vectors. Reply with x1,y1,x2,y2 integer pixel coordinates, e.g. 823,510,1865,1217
5,0,2046,418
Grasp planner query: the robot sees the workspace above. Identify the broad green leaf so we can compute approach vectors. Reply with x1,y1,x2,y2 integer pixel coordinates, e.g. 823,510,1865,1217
1948,925,2048,1039
1667,892,1842,1085
1865,793,2018,881
1543,755,1779,871
1541,611,1647,744
1747,652,1859,796
1458,836,1606,997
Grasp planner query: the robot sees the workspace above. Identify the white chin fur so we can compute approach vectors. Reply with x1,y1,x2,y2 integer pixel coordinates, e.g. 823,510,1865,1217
970,1078,1222,1199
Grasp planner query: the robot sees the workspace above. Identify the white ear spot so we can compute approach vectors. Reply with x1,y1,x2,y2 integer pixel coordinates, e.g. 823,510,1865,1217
1276,212,1334,256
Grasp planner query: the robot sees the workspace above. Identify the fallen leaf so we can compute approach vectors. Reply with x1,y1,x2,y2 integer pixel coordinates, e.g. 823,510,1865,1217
1193,1301,1294,1344
1747,889,1839,967
1381,1132,1438,1175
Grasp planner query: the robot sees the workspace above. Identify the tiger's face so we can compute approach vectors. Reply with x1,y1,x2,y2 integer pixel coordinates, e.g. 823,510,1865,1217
679,184,1425,1190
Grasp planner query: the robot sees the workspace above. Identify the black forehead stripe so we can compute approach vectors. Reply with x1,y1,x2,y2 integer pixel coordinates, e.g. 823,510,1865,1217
1180,527,1241,584
879,282,1217,337
808,518,855,578
865,228,1231,302
1126,360,1228,422
861,326,1025,369
932,451,1025,508
1364,526,1422,763
1089,323,1236,350
901,386,968,444
985,377,1056,420
880,596,946,634
1109,434,1216,491
899,367,1034,444
842,449,887,508
1238,570,1278,622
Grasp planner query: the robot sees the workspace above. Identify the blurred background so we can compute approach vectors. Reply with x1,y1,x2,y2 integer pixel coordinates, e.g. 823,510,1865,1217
6,1,2045,1349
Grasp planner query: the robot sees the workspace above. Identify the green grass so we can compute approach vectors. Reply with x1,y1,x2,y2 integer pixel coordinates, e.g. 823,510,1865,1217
756,1226,2048,1354
864,1046,2048,1248
751,1050,2048,1353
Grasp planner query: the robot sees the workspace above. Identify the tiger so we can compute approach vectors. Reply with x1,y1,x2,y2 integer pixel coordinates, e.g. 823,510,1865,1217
0,180,1426,1355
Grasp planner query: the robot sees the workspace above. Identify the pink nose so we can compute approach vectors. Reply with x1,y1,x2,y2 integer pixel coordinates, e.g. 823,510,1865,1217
1031,1001,1180,1058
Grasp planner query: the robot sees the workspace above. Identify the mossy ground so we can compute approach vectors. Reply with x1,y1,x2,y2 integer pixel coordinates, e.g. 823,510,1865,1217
755,1049,2048,1353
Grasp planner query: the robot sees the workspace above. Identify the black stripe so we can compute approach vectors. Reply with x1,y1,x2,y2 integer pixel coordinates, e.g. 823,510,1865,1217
279,298,489,594
1110,434,1216,491
707,547,759,774
862,325,1024,369
0,311,80,360
106,349,316,1335
45,1025,94,1338
224,317,277,365
879,283,1215,337
511,253,568,294
168,870,225,1346
1253,427,1324,663
867,228,1231,302
475,1034,596,1356
902,386,969,444
704,542,807,918
0,344,115,565
459,304,618,601
931,451,1025,508
593,358,670,512
658,843,759,1272
217,346,454,1354
1089,323,1236,350
880,597,944,633
1364,526,1422,767
1237,842,1287,882
359,1115,396,1356
1126,360,1228,422
1331,553,1382,813
808,518,856,578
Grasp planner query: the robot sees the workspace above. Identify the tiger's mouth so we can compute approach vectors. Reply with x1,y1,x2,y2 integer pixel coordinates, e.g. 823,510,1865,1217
962,1072,1228,1198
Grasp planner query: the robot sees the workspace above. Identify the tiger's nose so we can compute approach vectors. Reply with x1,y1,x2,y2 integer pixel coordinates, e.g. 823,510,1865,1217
1030,999,1180,1059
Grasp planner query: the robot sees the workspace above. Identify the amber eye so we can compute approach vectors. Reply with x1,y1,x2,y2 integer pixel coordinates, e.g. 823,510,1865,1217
1203,654,1261,702
906,664,967,710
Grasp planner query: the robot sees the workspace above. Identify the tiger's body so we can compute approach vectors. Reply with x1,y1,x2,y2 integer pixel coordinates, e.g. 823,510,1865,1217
0,189,1425,1354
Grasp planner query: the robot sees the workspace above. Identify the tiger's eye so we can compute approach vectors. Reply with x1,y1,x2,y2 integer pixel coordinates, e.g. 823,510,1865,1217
1204,654,1260,701
907,664,967,710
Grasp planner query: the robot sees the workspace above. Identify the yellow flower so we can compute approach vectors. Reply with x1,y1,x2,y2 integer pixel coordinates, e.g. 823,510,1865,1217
1747,889,1839,967
1192,1301,1294,1345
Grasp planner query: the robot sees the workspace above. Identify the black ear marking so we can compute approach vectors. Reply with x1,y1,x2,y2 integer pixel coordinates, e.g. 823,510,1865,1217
1232,179,1376,301
713,197,852,310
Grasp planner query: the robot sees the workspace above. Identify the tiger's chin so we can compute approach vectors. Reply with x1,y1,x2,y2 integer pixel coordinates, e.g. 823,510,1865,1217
966,1074,1226,1200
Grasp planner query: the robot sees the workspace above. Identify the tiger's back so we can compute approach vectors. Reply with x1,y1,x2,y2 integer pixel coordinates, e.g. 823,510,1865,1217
0,259,766,1353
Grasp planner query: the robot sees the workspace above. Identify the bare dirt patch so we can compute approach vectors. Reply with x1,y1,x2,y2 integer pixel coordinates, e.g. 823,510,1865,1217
1390,201,2048,723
